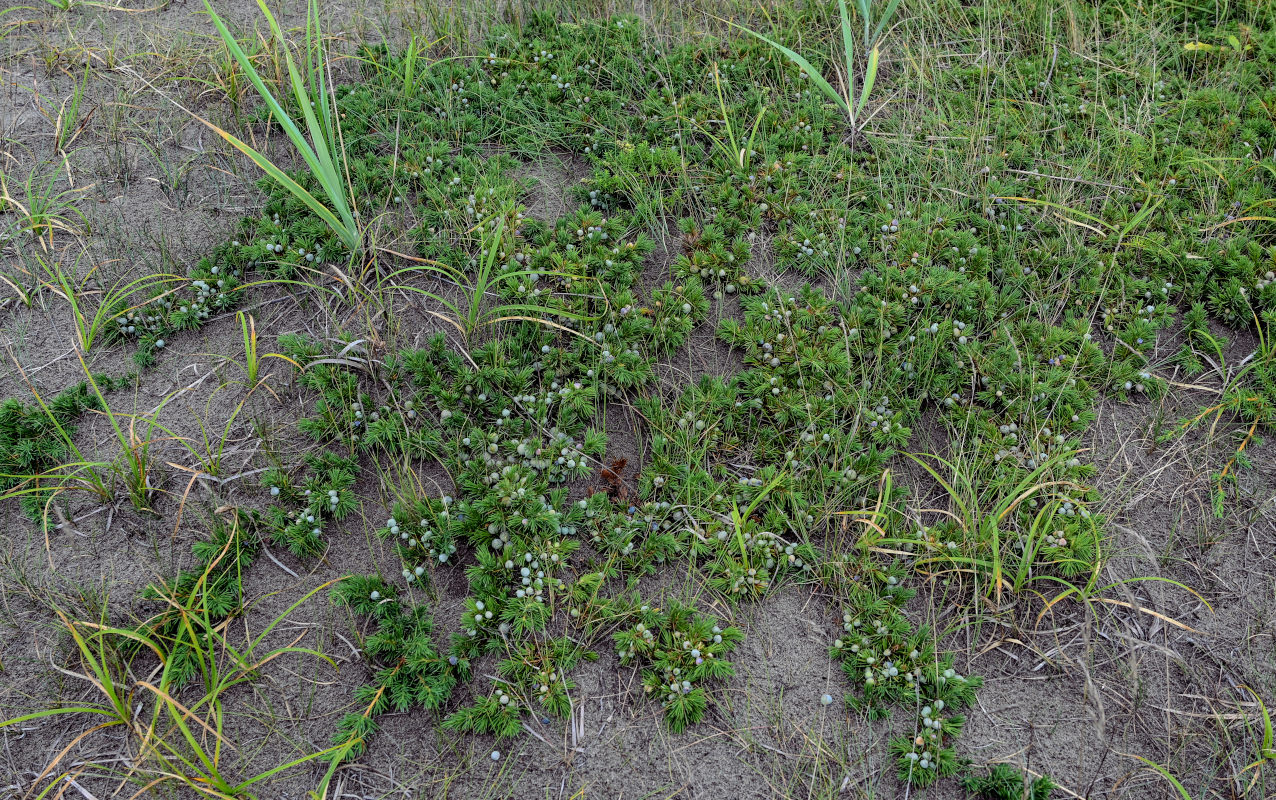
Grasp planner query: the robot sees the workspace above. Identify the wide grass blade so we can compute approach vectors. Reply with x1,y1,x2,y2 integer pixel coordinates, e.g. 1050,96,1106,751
201,115,357,249
858,46,880,117
870,0,902,46
201,0,359,250
839,0,856,111
732,23,848,116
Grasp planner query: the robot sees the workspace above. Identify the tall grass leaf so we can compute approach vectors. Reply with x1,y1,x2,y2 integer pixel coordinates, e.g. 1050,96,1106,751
403,35,419,98
233,744,350,791
745,105,765,164
838,0,856,110
871,0,903,46
732,24,848,116
203,2,323,186
1130,755,1195,800
201,0,358,250
854,0,871,43
273,0,352,228
199,116,355,249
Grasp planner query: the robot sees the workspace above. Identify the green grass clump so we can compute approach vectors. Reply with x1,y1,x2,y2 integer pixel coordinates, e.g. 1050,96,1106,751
1161,310,1276,514
136,510,260,687
202,0,360,252
3,524,337,798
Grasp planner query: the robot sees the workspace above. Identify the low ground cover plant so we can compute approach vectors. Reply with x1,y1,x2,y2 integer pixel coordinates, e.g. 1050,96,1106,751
3,0,1276,796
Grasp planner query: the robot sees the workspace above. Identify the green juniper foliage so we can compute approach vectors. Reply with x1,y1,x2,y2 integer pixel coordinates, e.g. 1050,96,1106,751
97,4,1276,386
0,373,129,521
960,763,1055,800
259,451,359,557
614,600,742,732
219,7,1276,783
829,562,982,784
444,636,595,736
330,576,461,762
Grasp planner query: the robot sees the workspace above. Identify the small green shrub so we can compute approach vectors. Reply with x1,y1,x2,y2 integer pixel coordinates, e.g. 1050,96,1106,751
961,763,1055,800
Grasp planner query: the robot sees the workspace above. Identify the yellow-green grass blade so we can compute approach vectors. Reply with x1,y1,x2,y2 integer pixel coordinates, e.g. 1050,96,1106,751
857,46,880,118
